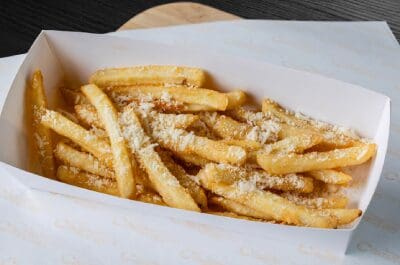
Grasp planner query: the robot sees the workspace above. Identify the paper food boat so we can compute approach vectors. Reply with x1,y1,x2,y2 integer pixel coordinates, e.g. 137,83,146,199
0,31,390,254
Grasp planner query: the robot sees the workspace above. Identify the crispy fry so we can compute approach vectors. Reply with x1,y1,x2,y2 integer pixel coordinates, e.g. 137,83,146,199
221,139,261,151
151,125,247,165
54,142,114,179
75,104,104,128
203,163,314,193
257,143,377,174
119,107,200,211
262,99,358,148
57,165,118,196
30,70,56,179
75,103,197,130
225,90,247,110
159,152,207,209
60,86,89,105
82,84,136,198
198,164,337,228
209,196,269,220
264,134,322,154
108,86,228,111
200,112,278,144
323,208,362,225
137,192,166,206
207,211,267,222
281,193,348,209
90,65,206,87
40,109,113,167
308,169,352,185
172,150,210,167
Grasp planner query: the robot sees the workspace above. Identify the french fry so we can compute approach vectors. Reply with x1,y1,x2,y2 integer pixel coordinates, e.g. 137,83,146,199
159,152,208,209
198,164,338,228
56,109,80,124
90,65,206,87
82,84,136,198
323,208,362,226
137,192,166,206
172,150,210,167
119,107,200,211
308,169,352,185
108,91,217,113
221,139,261,151
108,86,228,111
57,165,161,205
263,134,322,154
203,163,314,193
207,211,266,222
151,125,247,165
281,193,348,209
57,165,119,196
262,98,309,128
54,142,114,179
30,70,56,179
75,104,104,128
257,143,377,174
75,103,197,130
262,99,358,148
40,109,113,167
200,112,278,144
60,86,89,105
225,90,247,110
209,196,270,220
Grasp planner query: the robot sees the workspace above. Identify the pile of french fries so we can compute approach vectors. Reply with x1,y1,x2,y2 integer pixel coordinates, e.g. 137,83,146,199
28,65,377,228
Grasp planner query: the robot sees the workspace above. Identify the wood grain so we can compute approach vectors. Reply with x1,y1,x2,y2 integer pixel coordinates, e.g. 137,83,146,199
119,2,239,30
0,0,399,57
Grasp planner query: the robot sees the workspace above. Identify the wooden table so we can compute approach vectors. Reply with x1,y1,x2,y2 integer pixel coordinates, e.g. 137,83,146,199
0,1,399,57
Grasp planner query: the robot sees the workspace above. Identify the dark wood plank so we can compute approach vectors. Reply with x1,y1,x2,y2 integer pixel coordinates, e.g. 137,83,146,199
0,0,399,57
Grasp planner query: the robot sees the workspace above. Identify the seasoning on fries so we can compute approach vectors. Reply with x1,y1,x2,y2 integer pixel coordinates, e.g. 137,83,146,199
29,65,377,228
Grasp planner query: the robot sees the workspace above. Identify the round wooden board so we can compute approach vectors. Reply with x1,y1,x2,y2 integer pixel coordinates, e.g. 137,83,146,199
118,2,240,31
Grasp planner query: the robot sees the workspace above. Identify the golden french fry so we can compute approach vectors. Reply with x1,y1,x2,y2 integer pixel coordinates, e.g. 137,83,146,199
308,169,352,185
209,196,270,220
198,164,338,228
264,134,322,154
221,139,261,151
57,165,119,196
75,104,104,128
323,208,362,226
30,70,56,179
200,112,278,144
203,163,314,193
257,143,377,174
109,92,217,113
90,65,206,87
262,98,309,128
137,192,166,206
172,150,210,167
206,211,266,222
225,90,247,110
59,86,89,105
262,99,358,148
82,84,136,198
75,103,197,130
119,107,200,211
159,152,208,209
151,125,247,165
281,193,348,209
109,86,228,111
41,109,113,167
54,142,114,179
